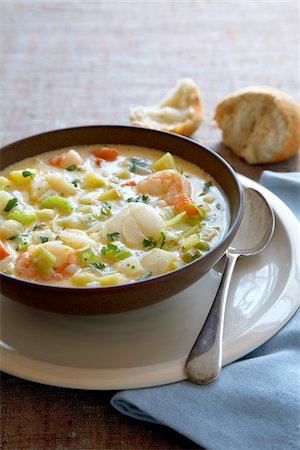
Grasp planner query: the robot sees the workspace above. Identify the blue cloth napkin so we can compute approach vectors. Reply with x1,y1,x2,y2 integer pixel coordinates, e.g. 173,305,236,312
111,172,300,450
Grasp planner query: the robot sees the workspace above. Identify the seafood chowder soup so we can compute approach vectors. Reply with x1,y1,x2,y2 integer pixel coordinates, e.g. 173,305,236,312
0,145,229,287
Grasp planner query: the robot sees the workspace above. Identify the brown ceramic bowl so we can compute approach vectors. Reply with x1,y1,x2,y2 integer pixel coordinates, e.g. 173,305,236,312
0,126,244,314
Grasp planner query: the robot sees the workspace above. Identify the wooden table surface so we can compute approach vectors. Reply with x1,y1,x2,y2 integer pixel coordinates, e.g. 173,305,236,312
1,1,299,449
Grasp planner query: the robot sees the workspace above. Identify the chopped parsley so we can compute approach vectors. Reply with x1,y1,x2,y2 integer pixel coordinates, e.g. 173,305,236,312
22,170,34,179
128,157,148,173
8,233,28,251
71,179,80,187
4,197,18,212
89,262,106,270
158,231,166,249
39,236,49,243
137,272,152,281
200,181,213,196
66,164,76,172
126,194,149,204
107,232,120,242
32,223,45,230
100,202,112,217
143,236,157,250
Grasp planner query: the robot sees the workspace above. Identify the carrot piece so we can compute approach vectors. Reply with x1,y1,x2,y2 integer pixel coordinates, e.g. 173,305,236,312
185,203,200,216
92,147,119,162
174,194,191,214
174,194,199,216
95,158,103,167
48,154,64,167
0,240,10,260
122,181,137,187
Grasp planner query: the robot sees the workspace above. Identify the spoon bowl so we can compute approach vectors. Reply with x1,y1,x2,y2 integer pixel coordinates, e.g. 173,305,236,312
186,187,275,384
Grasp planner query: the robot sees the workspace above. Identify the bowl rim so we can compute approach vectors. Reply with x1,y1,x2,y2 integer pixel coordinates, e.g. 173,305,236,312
0,124,245,292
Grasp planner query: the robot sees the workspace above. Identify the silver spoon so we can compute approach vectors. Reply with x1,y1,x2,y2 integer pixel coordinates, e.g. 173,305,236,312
185,187,275,384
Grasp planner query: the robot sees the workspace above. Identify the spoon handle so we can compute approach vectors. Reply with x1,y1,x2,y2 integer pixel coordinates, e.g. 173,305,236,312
186,252,239,384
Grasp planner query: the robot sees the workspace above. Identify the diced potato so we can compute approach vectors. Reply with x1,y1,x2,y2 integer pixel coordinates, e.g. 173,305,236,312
32,246,56,275
116,169,131,180
7,169,35,186
140,248,177,275
0,191,13,212
7,210,37,226
99,273,128,286
98,188,121,201
40,195,73,214
166,211,186,228
152,152,177,171
81,172,105,189
78,191,99,205
29,175,50,202
46,173,77,196
71,272,98,286
0,176,10,189
59,229,95,250
0,220,24,240
35,209,56,221
115,256,144,276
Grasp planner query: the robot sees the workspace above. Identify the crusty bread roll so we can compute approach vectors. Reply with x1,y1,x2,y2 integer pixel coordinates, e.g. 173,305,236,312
214,86,300,164
129,78,203,136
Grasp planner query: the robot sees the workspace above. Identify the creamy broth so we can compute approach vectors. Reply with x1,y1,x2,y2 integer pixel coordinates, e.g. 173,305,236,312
0,145,229,286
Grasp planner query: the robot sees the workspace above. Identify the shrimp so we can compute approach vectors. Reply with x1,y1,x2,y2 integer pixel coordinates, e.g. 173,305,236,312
48,149,83,169
14,243,79,282
137,169,192,205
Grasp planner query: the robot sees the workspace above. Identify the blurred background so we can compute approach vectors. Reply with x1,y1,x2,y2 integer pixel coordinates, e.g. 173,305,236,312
1,1,299,150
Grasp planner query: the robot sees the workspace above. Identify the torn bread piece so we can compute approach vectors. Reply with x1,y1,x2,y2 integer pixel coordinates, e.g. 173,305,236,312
129,78,203,136
214,86,300,164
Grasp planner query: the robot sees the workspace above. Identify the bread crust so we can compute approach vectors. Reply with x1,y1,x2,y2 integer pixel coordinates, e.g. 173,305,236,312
214,86,300,164
129,78,203,137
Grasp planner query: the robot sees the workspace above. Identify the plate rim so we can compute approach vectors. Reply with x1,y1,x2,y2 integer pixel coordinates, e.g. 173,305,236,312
1,175,299,390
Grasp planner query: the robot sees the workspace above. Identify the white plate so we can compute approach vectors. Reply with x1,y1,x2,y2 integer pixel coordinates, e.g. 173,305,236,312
0,176,299,389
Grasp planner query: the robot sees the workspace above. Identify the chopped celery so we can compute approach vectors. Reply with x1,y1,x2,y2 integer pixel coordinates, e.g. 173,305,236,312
200,227,217,242
101,243,132,262
179,224,200,240
98,188,121,201
32,247,56,275
82,172,105,189
78,248,104,267
166,211,186,228
40,195,73,214
152,152,177,171
203,196,214,204
182,249,203,263
181,233,210,252
7,210,36,226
